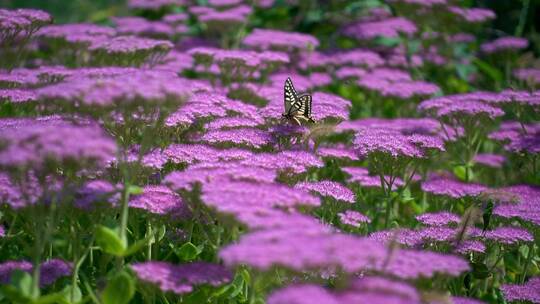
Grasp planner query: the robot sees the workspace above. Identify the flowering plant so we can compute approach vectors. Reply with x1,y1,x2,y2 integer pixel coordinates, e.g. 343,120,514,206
0,2,539,304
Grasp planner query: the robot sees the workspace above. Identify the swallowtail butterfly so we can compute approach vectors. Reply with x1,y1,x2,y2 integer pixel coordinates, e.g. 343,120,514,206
282,77,315,125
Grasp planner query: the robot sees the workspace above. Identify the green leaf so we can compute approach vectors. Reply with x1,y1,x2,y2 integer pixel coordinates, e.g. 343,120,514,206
472,58,503,83
127,185,143,195
211,284,232,299
374,36,401,47
228,272,246,299
519,244,530,259
95,225,126,256
472,262,490,279
240,268,251,285
156,224,167,242
60,284,82,304
177,242,202,261
453,165,474,182
0,285,31,303
34,292,66,304
406,40,421,54
344,0,381,13
482,201,494,232
122,236,152,257
11,270,35,299
401,188,414,202
101,271,135,304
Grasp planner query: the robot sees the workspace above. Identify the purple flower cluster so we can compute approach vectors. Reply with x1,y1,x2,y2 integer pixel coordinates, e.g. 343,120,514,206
0,118,116,170
75,179,118,209
128,0,186,10
129,185,190,218
483,227,533,245
2,1,538,302
0,171,64,209
299,49,384,70
242,28,319,52
344,17,417,40
294,181,355,203
131,261,231,294
370,226,490,255
343,167,404,190
316,145,359,161
221,215,469,279
88,35,173,56
201,180,320,211
481,37,529,54
387,0,446,7
0,66,72,87
419,95,505,120
0,8,52,44
38,69,201,109
200,127,273,148
493,185,540,226
416,212,460,226
143,143,254,169
353,128,445,159
268,276,421,304
473,153,506,168
165,162,275,190
358,75,440,99
514,68,540,84
447,7,496,23
338,210,370,227
188,47,290,81
489,122,540,154
37,23,116,45
154,51,194,73
0,88,36,103
0,259,71,286
500,277,540,304
112,16,177,38
421,174,486,198
196,5,252,25
337,117,447,137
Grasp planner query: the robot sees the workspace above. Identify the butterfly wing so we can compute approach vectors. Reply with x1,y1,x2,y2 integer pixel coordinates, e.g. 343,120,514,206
295,94,314,122
284,77,299,115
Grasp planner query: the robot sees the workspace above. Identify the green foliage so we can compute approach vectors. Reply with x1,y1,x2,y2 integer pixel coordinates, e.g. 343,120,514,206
101,271,135,304
96,225,127,256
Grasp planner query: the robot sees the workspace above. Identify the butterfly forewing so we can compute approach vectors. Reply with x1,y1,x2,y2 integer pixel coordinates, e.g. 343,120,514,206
282,77,315,124
284,77,299,114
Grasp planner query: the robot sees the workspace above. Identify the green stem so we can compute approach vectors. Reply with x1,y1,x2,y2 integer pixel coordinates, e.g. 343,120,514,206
521,243,535,283
119,179,130,243
147,221,153,261
488,246,504,272
515,0,530,37
384,195,392,229
117,180,130,269
31,200,57,298
71,240,92,302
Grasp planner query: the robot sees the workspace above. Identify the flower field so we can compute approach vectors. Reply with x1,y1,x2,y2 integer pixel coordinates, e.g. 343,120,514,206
0,0,539,303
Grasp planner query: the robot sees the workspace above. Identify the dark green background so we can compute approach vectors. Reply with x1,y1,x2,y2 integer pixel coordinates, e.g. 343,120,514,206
1,0,539,34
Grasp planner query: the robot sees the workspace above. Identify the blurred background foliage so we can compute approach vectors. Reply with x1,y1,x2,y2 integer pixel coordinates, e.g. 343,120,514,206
2,0,540,35
0,0,540,54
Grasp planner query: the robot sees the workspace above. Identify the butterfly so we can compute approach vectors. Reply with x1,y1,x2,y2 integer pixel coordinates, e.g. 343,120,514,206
282,77,315,125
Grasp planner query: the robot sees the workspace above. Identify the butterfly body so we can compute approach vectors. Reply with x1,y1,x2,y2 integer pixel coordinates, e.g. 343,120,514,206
282,77,315,125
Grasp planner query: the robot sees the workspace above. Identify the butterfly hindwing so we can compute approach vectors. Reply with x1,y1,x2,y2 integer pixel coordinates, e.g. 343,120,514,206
296,94,314,122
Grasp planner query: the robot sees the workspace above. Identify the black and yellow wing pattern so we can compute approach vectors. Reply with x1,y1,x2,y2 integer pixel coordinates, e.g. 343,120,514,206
282,77,315,125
